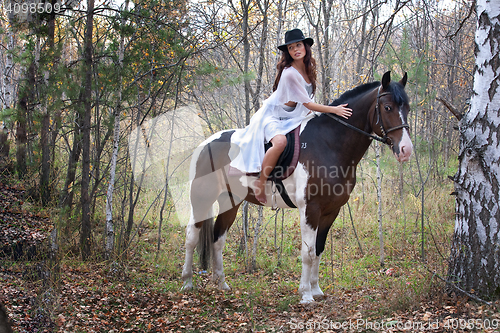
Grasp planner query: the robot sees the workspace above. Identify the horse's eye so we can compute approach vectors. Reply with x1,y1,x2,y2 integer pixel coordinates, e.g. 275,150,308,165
384,105,391,112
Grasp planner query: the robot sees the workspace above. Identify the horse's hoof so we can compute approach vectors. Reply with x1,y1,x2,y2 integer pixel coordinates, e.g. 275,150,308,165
180,282,193,292
220,282,231,291
300,295,315,304
311,288,324,298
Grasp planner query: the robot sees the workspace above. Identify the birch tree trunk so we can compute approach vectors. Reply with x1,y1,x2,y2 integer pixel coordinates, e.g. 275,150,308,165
447,0,500,299
105,1,128,260
0,19,15,159
251,206,263,272
1,20,15,114
236,0,251,258
375,141,384,267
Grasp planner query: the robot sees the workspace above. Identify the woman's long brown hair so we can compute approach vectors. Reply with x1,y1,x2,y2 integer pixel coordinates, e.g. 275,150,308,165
272,42,317,95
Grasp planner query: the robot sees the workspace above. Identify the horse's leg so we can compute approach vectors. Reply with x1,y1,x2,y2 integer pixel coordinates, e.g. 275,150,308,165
290,163,318,303
181,219,204,291
310,253,323,298
181,174,222,291
212,192,242,290
310,210,339,298
298,202,320,304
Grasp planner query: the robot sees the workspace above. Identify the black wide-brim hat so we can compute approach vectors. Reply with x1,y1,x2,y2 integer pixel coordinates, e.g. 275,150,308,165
277,28,314,52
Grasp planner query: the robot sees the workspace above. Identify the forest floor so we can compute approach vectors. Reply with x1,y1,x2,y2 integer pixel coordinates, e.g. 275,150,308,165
1,179,500,332
2,257,500,332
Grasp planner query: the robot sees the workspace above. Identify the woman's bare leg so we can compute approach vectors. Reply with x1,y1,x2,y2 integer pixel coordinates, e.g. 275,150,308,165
255,135,287,203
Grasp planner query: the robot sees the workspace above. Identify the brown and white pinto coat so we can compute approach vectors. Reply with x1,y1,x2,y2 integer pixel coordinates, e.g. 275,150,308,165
181,71,412,303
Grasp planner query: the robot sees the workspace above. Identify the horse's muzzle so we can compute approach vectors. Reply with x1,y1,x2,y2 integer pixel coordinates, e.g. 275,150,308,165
393,129,413,162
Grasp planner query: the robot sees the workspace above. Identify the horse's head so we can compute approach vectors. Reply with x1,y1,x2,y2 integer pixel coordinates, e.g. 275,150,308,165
373,71,413,162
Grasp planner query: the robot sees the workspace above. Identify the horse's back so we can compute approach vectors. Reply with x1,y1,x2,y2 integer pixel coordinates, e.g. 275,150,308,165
191,130,235,179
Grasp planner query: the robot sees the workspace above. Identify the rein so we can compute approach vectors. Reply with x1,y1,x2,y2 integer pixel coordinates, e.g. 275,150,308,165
326,113,387,143
326,87,409,145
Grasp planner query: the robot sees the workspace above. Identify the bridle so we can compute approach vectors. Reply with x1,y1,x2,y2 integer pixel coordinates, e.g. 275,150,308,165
327,86,410,146
375,87,410,145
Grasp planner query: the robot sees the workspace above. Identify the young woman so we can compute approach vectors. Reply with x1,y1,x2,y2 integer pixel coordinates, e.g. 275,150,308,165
229,29,352,204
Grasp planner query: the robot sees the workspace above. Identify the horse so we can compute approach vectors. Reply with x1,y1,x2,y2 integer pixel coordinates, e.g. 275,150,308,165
181,71,413,303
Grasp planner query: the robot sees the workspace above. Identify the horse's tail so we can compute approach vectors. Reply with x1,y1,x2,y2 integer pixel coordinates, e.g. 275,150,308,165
197,211,214,271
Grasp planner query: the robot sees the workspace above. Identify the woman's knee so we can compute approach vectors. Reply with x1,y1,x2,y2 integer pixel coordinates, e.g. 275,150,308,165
272,135,287,151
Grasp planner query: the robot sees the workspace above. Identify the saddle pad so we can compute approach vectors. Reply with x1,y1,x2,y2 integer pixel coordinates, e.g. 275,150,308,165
228,125,301,181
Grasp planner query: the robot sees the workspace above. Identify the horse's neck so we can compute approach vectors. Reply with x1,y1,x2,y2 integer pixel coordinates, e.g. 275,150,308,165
337,89,377,162
350,88,377,132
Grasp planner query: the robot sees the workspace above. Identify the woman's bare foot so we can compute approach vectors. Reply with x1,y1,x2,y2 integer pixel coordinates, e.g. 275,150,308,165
254,178,267,204
254,134,286,204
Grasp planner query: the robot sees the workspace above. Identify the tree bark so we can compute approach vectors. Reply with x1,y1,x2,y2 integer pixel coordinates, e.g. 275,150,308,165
241,0,251,125
304,0,333,104
320,0,333,103
40,111,51,205
251,206,263,272
16,63,34,179
375,142,384,267
253,0,269,111
80,0,95,260
0,10,15,160
40,11,56,207
355,0,369,77
105,0,129,260
59,116,82,210
1,18,16,115
447,0,500,299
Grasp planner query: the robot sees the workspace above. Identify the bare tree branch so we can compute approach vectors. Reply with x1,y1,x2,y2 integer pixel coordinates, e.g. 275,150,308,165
437,96,463,120
446,0,476,40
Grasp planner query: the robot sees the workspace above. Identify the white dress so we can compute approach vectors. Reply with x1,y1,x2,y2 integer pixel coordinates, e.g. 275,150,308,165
229,66,314,173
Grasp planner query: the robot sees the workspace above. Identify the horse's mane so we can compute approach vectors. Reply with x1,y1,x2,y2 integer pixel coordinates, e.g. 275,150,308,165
330,82,380,106
384,81,409,106
329,80,409,106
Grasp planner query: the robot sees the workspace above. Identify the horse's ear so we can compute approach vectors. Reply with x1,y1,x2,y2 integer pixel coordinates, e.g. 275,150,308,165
382,71,391,89
400,72,408,87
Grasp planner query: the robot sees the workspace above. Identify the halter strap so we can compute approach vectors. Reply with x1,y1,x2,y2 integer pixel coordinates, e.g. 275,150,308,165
327,87,409,145
326,113,387,143
374,87,410,143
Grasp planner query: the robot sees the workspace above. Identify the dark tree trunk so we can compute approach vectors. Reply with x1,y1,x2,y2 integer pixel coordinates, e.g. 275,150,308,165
40,112,51,205
79,0,95,260
0,302,13,333
59,118,82,211
15,117,27,179
253,0,269,112
16,63,35,179
242,0,251,125
0,127,9,159
40,8,57,207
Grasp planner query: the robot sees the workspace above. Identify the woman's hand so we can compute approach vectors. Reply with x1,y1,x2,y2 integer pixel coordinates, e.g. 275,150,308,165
303,101,352,118
329,103,352,119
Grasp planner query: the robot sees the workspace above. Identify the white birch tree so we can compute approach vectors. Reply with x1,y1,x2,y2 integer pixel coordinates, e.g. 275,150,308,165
105,0,129,260
0,7,17,157
0,19,15,114
447,0,500,299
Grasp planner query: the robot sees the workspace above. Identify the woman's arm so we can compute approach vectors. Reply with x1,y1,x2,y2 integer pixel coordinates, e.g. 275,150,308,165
277,68,352,118
303,102,352,119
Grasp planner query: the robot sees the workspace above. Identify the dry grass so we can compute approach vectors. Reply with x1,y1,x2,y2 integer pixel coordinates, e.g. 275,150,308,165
2,143,472,332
